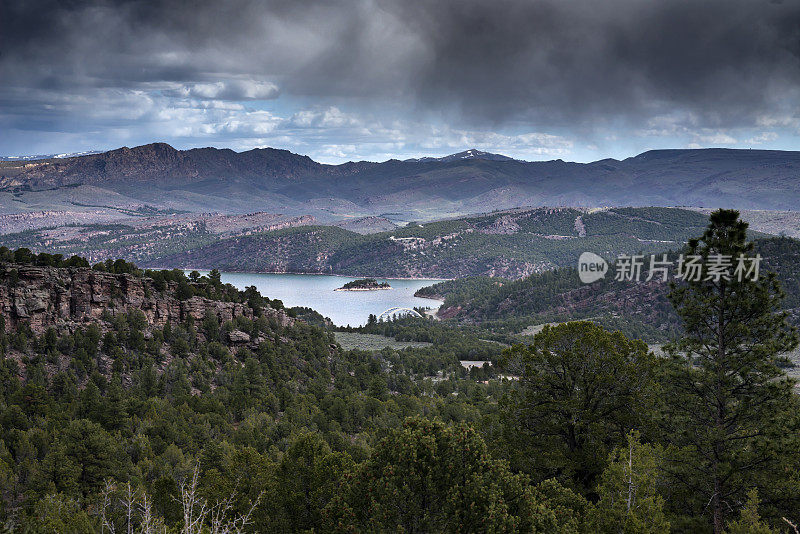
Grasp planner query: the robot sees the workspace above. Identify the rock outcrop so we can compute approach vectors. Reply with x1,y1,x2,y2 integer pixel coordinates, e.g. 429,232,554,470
0,263,292,334
227,330,251,344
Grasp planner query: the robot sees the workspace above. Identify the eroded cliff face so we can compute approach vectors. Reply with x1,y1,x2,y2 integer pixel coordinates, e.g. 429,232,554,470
0,264,292,334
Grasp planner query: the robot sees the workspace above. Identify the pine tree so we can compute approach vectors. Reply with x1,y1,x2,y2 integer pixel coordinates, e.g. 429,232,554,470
663,209,799,532
501,321,658,495
324,418,579,533
590,432,669,534
726,490,776,534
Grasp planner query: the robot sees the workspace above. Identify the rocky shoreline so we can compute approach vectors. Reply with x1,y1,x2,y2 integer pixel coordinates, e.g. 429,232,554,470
334,286,392,292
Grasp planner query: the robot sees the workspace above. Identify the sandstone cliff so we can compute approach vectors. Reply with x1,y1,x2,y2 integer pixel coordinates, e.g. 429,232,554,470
0,263,292,335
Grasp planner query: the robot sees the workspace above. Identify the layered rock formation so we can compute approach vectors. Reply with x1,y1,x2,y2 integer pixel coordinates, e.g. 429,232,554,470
0,263,292,334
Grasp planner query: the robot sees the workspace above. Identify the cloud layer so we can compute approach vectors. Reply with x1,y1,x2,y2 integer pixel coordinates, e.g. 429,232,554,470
2,0,799,161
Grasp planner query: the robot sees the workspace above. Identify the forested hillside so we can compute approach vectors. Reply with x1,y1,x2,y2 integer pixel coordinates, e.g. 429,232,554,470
0,250,524,530
142,207,715,279
0,207,779,280
418,236,800,342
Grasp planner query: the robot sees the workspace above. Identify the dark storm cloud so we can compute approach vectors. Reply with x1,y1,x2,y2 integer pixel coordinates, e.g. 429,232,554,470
2,0,800,131
414,0,800,126
378,0,800,127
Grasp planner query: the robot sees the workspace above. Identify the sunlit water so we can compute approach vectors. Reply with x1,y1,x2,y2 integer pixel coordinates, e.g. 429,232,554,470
190,271,445,327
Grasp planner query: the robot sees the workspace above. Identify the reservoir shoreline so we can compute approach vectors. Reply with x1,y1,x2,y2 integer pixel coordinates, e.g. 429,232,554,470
184,270,446,326
165,267,452,281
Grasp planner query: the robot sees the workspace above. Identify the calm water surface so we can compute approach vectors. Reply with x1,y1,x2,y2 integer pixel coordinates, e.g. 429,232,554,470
192,272,445,327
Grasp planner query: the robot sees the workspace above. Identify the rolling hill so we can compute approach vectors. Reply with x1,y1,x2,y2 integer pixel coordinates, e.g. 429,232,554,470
0,206,775,279
139,207,718,278
416,236,800,342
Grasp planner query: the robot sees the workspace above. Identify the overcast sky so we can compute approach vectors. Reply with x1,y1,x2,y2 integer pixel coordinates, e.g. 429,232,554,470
2,0,800,163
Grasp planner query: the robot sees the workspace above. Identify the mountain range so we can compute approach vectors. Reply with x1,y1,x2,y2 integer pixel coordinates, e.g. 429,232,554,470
2,143,800,224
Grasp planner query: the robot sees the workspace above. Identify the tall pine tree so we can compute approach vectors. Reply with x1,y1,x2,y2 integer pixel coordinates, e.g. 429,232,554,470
663,209,799,532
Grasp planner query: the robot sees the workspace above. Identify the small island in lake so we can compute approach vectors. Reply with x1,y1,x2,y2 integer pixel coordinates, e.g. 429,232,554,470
335,278,392,291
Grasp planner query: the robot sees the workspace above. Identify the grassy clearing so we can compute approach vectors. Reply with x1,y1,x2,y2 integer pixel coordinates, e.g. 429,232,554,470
519,322,561,336
335,332,432,351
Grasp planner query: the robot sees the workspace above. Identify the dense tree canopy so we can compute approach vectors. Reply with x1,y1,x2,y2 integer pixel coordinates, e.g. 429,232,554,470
501,321,658,495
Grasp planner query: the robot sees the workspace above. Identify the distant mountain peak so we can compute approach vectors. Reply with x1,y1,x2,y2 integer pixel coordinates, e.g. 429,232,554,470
0,150,101,162
406,149,516,163
449,149,515,161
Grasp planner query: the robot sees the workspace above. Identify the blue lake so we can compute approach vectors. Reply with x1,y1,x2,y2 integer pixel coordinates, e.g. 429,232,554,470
191,272,445,326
